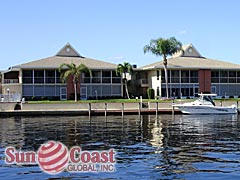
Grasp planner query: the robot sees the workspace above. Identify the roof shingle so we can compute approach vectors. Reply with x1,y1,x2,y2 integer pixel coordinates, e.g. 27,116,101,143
14,56,117,69
141,56,240,70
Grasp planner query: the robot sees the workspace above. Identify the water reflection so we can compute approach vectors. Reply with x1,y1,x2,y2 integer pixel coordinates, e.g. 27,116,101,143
0,114,240,179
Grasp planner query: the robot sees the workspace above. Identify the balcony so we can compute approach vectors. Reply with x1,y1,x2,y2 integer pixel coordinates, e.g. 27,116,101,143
81,77,122,84
4,79,19,84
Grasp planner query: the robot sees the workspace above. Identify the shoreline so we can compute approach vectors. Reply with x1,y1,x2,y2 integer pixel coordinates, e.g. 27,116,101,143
0,109,182,117
0,101,239,117
0,102,181,117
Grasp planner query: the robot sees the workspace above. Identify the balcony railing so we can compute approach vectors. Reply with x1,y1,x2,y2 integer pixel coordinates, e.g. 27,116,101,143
81,77,121,84
0,93,21,102
4,79,19,84
112,78,121,83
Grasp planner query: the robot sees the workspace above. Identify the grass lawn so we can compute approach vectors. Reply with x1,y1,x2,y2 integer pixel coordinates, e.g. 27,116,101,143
27,98,240,104
27,98,175,104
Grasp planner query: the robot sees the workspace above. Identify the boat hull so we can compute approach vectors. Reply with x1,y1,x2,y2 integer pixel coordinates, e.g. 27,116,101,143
175,105,237,115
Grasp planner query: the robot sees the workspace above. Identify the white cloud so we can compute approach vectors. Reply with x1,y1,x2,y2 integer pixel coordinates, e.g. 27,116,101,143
108,56,124,60
178,30,187,35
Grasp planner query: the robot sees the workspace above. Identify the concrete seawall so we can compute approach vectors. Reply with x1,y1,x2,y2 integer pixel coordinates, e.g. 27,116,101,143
20,102,173,111
0,100,239,117
0,102,18,111
0,102,180,117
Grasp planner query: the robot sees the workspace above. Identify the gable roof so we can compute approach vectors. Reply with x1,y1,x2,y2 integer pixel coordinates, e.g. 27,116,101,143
172,44,202,58
13,43,117,70
56,43,82,57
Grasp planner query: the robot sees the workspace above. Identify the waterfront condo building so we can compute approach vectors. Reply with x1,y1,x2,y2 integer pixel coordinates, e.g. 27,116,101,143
1,44,122,100
2,43,240,100
131,44,240,98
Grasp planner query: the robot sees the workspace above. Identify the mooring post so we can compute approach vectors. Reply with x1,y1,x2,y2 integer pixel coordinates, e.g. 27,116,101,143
88,103,91,118
237,101,239,113
122,102,124,118
88,103,92,124
172,98,175,115
156,101,158,116
104,102,107,117
138,102,141,116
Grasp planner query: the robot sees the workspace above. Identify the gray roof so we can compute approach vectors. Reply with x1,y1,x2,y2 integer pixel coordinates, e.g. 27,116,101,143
141,56,240,70
141,44,240,70
13,43,117,70
14,56,117,69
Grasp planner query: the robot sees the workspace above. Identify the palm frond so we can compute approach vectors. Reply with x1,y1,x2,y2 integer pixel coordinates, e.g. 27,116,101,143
143,36,182,58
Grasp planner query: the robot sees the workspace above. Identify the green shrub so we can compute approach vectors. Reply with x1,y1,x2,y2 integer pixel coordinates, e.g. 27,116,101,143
147,88,155,99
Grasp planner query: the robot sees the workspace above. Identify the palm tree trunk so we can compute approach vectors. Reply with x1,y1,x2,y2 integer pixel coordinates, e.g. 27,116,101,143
124,73,130,99
74,82,77,102
73,76,77,102
163,57,169,98
125,79,130,99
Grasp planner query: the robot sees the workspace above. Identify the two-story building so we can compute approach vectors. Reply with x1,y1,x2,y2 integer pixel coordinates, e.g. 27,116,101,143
131,44,240,98
1,43,122,100
2,43,240,100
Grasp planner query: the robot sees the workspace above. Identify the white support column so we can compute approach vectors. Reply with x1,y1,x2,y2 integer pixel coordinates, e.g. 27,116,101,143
110,71,112,96
43,70,46,84
32,70,35,96
44,69,46,96
19,70,22,84
179,70,181,97
159,69,162,97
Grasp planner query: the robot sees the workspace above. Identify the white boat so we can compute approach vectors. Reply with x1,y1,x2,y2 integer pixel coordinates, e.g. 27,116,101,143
173,94,237,114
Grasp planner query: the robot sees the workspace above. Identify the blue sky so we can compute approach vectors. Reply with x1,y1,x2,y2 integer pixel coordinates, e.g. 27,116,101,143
1,0,240,70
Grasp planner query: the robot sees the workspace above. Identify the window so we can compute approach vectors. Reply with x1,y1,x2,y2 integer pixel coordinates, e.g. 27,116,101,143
229,71,236,77
229,71,236,83
237,71,240,83
161,70,165,83
23,70,33,84
220,71,228,83
56,71,62,83
45,70,55,83
161,70,170,83
92,71,101,83
102,71,111,83
211,70,219,83
157,70,159,80
171,70,180,83
102,71,111,77
34,70,44,84
81,71,91,83
181,70,189,83
112,71,121,83
190,70,198,83
23,70,33,77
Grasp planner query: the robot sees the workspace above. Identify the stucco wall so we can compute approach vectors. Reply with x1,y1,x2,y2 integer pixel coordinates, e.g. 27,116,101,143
2,84,22,95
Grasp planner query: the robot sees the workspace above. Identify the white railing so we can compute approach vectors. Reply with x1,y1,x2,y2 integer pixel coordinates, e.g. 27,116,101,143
0,93,21,102
4,79,19,84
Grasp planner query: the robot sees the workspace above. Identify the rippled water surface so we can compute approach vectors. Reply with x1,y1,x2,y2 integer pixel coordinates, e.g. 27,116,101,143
1,114,240,180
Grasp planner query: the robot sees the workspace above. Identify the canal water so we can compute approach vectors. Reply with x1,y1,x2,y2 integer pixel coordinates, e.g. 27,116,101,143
0,114,240,180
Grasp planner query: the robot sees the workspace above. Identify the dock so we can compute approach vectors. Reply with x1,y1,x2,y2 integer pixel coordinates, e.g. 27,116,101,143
0,102,181,117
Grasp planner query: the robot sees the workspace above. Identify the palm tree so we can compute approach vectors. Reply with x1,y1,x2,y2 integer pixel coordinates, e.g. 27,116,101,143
59,63,91,102
116,62,133,99
144,37,182,98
